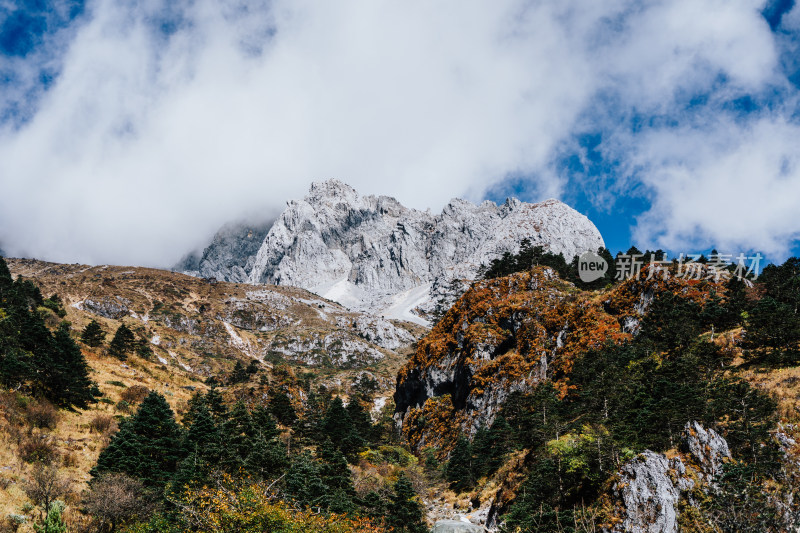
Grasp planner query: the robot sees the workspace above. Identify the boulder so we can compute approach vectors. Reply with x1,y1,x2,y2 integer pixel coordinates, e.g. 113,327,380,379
432,520,483,533
681,420,731,478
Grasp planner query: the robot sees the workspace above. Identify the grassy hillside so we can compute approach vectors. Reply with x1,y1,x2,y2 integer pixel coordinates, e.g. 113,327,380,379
0,258,422,532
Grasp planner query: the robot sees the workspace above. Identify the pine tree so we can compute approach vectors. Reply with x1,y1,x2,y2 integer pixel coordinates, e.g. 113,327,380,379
745,296,800,364
183,401,221,464
322,397,352,444
219,401,257,472
244,434,288,481
639,291,702,351
246,359,260,375
297,390,326,442
0,256,12,298
81,320,106,347
205,386,228,421
252,405,280,441
47,323,95,408
269,390,297,427
346,395,374,444
284,452,327,510
108,324,136,360
93,392,185,489
361,491,387,523
443,436,474,492
134,339,153,359
229,361,248,384
387,473,427,533
317,439,356,513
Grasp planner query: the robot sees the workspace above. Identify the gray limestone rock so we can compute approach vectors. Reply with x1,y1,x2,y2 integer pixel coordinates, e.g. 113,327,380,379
609,451,686,533
335,314,416,350
246,180,604,322
681,420,731,478
432,520,483,533
607,422,739,533
80,297,131,319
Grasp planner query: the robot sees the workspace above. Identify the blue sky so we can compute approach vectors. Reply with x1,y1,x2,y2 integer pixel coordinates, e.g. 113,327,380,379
1,0,800,266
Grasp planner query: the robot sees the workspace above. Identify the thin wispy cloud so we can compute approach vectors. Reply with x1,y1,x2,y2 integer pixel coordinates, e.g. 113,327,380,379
0,0,798,265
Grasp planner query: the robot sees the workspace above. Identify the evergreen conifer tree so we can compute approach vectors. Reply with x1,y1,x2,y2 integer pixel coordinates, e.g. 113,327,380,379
322,397,352,443
134,339,153,359
108,324,136,360
229,361,248,384
219,401,257,472
93,392,185,489
443,436,474,492
183,401,221,464
205,386,228,421
252,405,280,441
346,395,374,443
0,256,12,297
387,473,427,533
47,323,95,408
284,452,327,510
81,320,106,347
269,390,297,426
244,433,288,481
318,439,357,513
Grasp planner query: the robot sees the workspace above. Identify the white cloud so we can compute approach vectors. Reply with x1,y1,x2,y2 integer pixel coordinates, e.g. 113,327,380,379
0,0,796,265
631,115,800,258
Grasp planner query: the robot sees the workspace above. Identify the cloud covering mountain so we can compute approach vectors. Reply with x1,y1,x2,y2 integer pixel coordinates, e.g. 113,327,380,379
1,0,799,264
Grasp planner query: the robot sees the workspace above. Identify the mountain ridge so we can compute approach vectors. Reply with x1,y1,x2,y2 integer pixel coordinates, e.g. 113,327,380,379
180,180,605,324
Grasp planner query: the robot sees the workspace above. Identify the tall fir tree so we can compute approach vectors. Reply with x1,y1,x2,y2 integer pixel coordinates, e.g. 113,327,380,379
81,320,106,347
317,439,357,514
108,324,136,360
47,323,95,408
269,390,297,427
387,473,427,533
219,401,257,472
183,401,221,464
346,395,374,444
284,452,327,510
443,436,474,492
93,392,185,489
229,361,248,384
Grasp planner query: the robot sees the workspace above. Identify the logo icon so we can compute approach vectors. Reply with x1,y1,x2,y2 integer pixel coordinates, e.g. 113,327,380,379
578,251,608,283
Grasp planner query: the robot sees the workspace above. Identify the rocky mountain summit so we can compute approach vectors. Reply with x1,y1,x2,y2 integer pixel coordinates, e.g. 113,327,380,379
180,180,604,324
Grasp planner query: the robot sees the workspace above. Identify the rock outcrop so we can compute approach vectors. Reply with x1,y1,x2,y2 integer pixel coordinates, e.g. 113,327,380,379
77,296,131,319
606,422,732,533
431,520,484,533
680,420,731,478
395,267,632,448
181,180,604,324
609,451,689,533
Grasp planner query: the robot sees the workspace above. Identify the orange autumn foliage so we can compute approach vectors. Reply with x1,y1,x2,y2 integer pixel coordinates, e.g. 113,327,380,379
399,266,727,452
167,474,388,533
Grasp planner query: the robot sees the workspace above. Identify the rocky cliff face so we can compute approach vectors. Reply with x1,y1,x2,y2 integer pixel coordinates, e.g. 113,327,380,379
393,269,726,452
395,267,635,451
182,180,604,324
606,422,731,533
